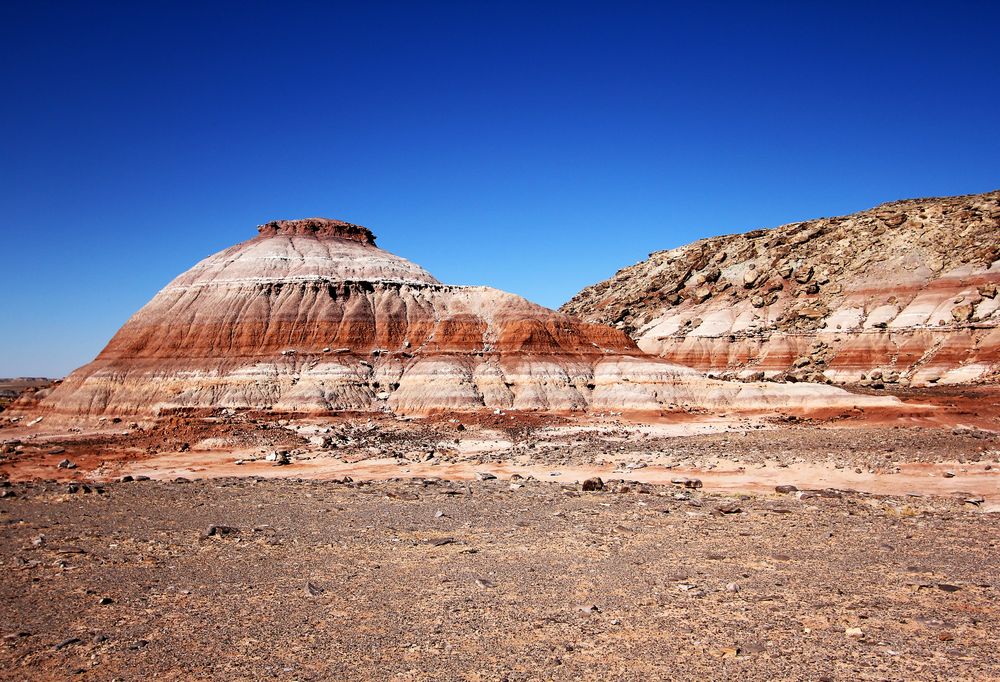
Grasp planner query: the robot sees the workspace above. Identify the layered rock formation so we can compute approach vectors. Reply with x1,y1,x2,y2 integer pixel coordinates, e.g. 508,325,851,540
563,191,1000,387
25,218,892,418
0,378,54,412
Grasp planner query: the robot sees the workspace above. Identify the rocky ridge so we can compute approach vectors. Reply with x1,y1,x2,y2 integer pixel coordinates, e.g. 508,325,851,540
16,219,893,418
562,190,1000,386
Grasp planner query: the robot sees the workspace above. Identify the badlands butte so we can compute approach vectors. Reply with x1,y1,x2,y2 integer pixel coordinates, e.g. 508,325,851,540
12,217,893,419
2,190,1000,681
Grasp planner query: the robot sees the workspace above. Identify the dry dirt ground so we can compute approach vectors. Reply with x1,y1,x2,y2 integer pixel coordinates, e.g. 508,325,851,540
1,477,998,681
2,388,1000,680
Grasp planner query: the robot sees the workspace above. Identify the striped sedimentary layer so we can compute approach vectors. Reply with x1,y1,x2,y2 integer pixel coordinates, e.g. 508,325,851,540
563,191,1000,386
27,218,895,417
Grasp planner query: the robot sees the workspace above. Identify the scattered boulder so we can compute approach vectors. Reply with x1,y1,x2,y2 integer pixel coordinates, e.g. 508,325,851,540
201,525,240,539
266,450,290,466
951,304,974,323
54,637,82,651
693,286,713,303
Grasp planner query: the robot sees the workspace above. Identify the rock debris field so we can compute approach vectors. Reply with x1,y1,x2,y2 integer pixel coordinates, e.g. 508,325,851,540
1,476,998,680
2,193,999,679
2,404,1000,681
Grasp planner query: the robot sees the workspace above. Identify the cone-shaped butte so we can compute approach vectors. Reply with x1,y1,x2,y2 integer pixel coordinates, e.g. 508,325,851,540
25,219,899,417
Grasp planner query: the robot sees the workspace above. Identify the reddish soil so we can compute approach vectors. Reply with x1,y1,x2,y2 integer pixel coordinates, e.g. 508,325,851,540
3,387,1000,679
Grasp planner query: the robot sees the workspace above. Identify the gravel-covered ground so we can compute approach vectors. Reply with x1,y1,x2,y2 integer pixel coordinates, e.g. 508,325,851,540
3,409,999,483
2,476,998,681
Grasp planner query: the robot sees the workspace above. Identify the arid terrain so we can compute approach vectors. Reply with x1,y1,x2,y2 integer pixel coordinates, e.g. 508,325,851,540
2,473,998,681
3,384,1000,680
0,379,53,412
563,190,1000,387
3,198,1000,679
5,0,999,674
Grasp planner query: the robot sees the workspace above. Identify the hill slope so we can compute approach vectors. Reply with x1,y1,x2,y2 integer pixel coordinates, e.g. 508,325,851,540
562,190,1000,386
18,218,891,418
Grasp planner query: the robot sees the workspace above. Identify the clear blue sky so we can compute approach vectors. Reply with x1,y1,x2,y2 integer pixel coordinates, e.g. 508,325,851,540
2,1,998,377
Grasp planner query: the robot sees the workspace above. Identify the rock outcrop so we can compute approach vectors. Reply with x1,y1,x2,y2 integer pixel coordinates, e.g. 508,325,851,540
23,218,893,418
0,378,54,412
562,191,1000,386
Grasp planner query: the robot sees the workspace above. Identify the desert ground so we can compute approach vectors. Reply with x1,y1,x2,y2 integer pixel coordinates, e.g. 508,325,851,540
4,0,997,676
2,387,999,680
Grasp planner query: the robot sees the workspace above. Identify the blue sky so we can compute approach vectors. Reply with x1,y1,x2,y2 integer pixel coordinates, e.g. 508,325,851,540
2,1,998,377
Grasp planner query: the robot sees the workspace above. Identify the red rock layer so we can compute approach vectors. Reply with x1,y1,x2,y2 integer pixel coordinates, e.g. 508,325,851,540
21,219,899,418
256,218,377,243
99,281,633,360
653,327,1000,384
563,190,1000,386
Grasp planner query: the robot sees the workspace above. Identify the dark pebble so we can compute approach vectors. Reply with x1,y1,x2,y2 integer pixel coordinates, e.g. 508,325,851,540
201,525,239,539
54,637,81,651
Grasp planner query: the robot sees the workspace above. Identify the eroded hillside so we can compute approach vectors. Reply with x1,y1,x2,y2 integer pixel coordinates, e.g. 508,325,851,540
562,191,1000,386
